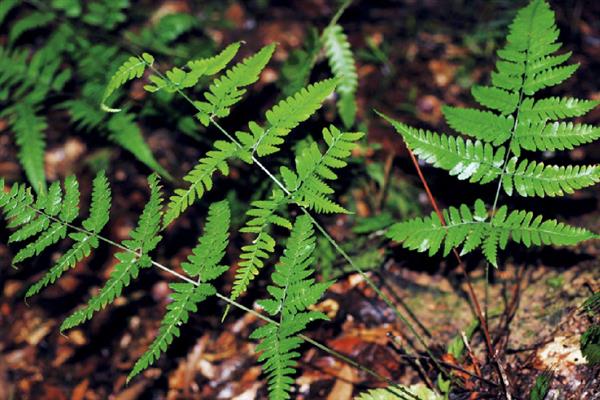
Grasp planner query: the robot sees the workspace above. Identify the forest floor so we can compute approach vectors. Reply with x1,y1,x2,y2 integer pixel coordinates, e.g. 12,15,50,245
1,0,599,399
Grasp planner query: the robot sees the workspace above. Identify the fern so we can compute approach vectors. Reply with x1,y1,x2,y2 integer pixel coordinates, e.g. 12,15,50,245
106,112,172,180
235,78,337,157
127,200,231,381
250,215,328,400
194,44,275,125
163,140,239,226
229,189,290,304
323,24,358,128
180,199,230,279
25,172,112,296
282,125,364,213
60,174,164,331
10,103,47,194
101,52,154,112
387,199,597,267
145,42,241,93
127,282,216,382
9,11,54,44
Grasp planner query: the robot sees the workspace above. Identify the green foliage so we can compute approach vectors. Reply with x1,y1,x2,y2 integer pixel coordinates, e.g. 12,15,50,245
180,200,230,279
60,174,164,331
229,190,290,304
25,172,111,297
9,11,54,44
387,199,596,267
127,282,216,382
580,325,600,366
194,44,275,125
128,200,231,381
282,125,363,214
250,215,328,400
236,79,337,157
10,104,47,194
279,27,320,97
529,370,553,400
163,140,239,226
144,42,241,93
101,52,154,112
323,24,358,128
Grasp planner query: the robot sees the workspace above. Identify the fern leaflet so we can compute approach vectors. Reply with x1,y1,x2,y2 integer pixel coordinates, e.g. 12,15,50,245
235,79,337,157
163,140,239,226
60,174,164,331
250,215,328,400
101,52,154,112
128,201,230,381
387,199,597,267
194,44,275,125
323,24,358,128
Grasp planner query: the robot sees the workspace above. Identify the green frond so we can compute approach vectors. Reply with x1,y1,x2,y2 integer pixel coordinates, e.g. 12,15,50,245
11,103,47,194
127,282,216,382
520,97,599,121
286,125,364,214
107,112,172,180
512,121,600,154
323,24,358,128
235,79,337,157
81,171,112,233
60,174,164,331
194,44,275,125
378,112,505,185
25,231,100,297
250,215,328,400
181,200,230,279
387,199,597,267
471,85,519,115
442,106,514,145
163,140,238,226
581,325,600,366
229,190,289,304
101,52,154,112
145,42,241,93
502,158,599,197
9,11,54,44
523,64,579,95
0,0,19,26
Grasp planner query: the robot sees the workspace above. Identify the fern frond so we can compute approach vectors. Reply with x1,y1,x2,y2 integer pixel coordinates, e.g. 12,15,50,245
523,64,579,95
11,103,47,194
250,215,328,400
520,97,599,121
285,125,363,214
0,0,18,26
107,112,172,180
229,190,290,304
9,11,54,44
144,42,242,93
1,176,81,265
24,172,111,296
60,174,164,331
323,24,358,128
387,199,597,267
512,121,600,154
356,385,442,400
163,140,238,226
194,44,275,125
503,158,599,197
180,200,230,279
471,85,519,115
101,53,154,112
235,79,337,157
127,282,216,382
442,106,514,145
379,112,505,184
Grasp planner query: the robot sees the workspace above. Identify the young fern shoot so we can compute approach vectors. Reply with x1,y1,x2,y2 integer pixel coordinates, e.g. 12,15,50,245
379,0,599,267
